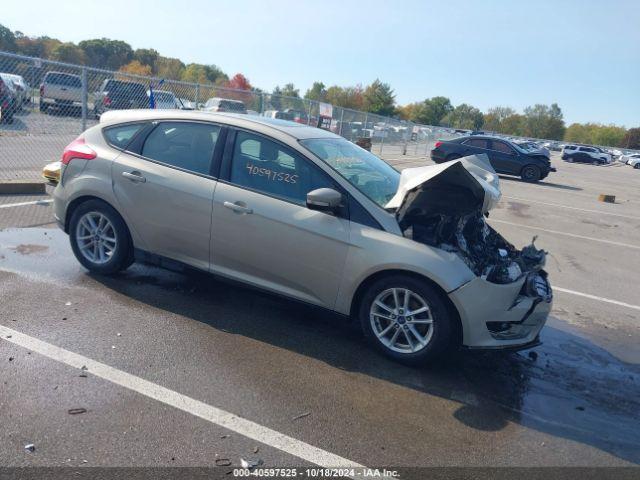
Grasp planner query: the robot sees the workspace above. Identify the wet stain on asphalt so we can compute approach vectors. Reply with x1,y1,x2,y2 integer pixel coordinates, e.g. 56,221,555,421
10,244,49,255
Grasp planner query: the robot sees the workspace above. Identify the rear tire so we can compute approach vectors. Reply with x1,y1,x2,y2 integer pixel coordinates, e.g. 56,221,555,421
521,165,541,182
39,100,48,113
68,200,134,275
359,275,453,365
634,163,640,169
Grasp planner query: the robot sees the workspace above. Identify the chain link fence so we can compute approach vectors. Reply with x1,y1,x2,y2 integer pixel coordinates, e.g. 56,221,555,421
0,50,455,180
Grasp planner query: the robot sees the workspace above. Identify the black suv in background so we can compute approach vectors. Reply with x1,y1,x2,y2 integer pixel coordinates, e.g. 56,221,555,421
430,135,555,182
93,79,148,117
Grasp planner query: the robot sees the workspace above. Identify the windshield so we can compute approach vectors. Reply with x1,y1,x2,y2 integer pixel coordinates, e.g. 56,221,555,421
301,138,400,208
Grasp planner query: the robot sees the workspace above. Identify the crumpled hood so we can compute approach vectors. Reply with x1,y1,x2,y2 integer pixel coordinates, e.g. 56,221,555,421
386,154,501,221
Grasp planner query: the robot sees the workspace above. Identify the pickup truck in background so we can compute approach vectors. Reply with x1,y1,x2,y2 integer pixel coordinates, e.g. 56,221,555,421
39,71,83,115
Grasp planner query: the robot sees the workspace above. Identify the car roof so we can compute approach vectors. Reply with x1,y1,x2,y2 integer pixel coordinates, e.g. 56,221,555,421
99,109,338,140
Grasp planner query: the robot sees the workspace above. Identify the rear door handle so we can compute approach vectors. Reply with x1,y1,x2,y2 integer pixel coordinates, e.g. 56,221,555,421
223,201,253,214
122,171,146,183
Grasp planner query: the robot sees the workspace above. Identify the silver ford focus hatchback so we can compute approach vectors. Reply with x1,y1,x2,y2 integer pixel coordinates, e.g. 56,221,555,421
50,110,552,364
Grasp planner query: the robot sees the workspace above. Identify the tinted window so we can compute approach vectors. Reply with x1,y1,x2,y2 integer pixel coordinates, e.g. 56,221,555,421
219,100,247,113
105,80,147,97
230,131,335,204
491,141,515,154
45,73,81,88
463,139,489,149
579,147,595,152
142,122,220,175
104,123,145,149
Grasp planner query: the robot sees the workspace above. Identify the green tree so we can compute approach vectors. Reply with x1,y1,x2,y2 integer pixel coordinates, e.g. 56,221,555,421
500,114,526,136
363,79,395,116
443,104,484,130
397,102,425,122
325,85,364,110
279,83,299,97
79,38,133,69
483,106,516,132
522,103,565,140
418,96,453,125
0,24,17,52
304,81,327,102
155,56,185,80
133,48,159,73
51,43,86,64
622,127,640,149
181,63,227,84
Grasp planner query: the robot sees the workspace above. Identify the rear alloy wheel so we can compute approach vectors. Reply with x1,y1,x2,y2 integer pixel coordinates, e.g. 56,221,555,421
521,165,541,182
634,163,640,170
69,200,133,274
359,275,452,365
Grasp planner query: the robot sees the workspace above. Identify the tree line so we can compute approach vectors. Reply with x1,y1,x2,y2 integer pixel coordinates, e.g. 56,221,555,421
1,23,637,148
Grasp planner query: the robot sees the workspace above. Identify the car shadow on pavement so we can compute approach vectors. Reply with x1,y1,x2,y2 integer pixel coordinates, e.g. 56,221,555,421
93,266,640,465
497,175,583,191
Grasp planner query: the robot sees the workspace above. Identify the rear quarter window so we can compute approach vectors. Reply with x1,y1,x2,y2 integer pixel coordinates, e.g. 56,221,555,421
103,123,146,150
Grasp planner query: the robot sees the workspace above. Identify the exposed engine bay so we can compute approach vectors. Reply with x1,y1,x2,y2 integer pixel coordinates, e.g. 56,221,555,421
386,155,547,284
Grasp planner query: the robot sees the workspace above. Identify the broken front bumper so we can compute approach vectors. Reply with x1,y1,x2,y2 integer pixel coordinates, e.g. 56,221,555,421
448,271,552,348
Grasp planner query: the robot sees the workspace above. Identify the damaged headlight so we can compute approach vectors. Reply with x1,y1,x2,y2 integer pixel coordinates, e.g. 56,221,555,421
525,272,553,303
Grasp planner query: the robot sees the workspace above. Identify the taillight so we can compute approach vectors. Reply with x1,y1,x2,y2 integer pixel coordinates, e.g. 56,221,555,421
61,137,97,165
434,141,443,148
40,84,44,96
103,95,111,106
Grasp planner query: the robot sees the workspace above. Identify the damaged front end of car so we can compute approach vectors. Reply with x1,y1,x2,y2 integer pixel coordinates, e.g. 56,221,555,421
386,155,552,348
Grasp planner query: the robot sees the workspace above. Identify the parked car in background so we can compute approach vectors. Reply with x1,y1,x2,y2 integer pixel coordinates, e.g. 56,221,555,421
0,73,18,123
178,98,195,110
516,141,550,158
619,152,640,164
48,110,551,364
263,109,294,120
39,71,82,115
3,73,29,108
203,97,247,113
561,145,611,164
94,79,148,117
627,155,640,169
431,135,555,182
282,108,309,124
147,89,180,109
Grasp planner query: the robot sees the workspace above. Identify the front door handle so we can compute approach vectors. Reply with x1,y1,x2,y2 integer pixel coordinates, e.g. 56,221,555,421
122,171,146,183
223,201,253,214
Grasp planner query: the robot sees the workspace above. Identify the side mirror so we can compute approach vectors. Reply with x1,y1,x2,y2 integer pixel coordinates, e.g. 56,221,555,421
306,188,342,213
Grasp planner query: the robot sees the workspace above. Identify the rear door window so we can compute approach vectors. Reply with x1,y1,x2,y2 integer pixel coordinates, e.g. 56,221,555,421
491,141,515,154
103,123,146,150
463,138,489,149
141,122,221,175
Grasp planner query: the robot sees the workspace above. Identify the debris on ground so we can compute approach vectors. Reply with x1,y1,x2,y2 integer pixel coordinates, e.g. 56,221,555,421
220,434,229,439
292,412,311,421
68,408,87,415
253,446,259,454
215,458,231,467
8,357,14,362
240,458,263,469
79,365,88,378
6,335,11,338
65,302,72,306
575,406,585,411
116,333,121,337
24,444,35,452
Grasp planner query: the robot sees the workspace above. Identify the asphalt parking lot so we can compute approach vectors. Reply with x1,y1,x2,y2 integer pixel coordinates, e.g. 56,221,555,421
1,151,639,476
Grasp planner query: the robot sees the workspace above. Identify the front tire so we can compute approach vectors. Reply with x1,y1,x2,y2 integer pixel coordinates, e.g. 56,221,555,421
521,164,541,182
359,275,453,365
69,200,133,275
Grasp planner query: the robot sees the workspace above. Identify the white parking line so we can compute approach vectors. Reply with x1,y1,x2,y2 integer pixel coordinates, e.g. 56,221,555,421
0,199,53,209
554,287,640,311
503,196,640,221
0,324,365,472
490,219,640,250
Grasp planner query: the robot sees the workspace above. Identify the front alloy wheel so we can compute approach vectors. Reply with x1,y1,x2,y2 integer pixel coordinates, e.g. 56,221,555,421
370,288,434,354
359,275,453,365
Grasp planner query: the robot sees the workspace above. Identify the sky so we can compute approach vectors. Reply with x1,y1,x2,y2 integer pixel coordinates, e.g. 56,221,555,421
2,0,639,126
